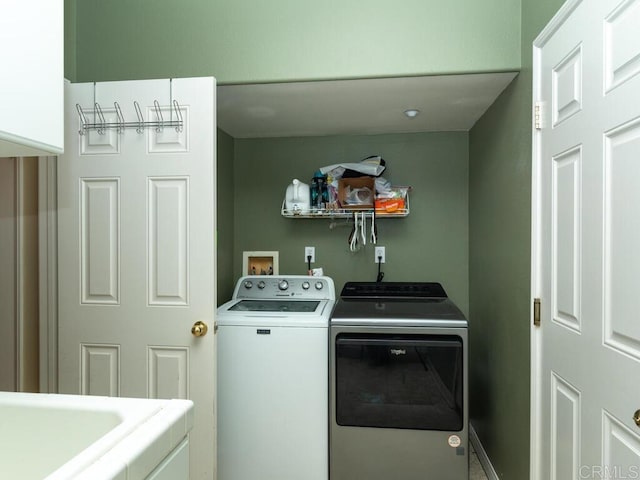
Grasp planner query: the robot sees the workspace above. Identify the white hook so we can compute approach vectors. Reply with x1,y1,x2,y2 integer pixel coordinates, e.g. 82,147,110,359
349,212,362,252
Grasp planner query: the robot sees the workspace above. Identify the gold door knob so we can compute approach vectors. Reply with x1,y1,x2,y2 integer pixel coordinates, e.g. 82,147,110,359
191,321,208,337
634,409,640,427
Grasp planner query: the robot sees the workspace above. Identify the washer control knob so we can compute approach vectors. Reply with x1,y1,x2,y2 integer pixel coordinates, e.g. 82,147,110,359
302,281,310,290
278,280,289,291
315,281,324,290
257,281,266,289
244,281,253,289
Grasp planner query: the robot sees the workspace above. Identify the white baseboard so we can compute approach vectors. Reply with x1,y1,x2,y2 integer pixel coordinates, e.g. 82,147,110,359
470,424,499,480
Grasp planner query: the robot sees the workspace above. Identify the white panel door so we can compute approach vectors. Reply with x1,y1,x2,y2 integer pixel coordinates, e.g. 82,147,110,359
58,78,216,479
533,1,640,479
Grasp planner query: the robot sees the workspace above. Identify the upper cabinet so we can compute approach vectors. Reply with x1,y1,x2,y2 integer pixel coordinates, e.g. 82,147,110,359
0,0,64,156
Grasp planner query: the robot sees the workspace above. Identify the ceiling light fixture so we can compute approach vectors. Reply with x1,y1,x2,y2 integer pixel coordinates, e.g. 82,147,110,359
404,109,420,119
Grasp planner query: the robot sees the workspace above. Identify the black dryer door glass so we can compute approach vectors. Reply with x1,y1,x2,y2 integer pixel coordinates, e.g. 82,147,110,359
335,333,463,431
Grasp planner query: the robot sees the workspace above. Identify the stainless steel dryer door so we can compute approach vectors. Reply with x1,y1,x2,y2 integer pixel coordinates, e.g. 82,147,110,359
335,333,463,430
329,325,469,480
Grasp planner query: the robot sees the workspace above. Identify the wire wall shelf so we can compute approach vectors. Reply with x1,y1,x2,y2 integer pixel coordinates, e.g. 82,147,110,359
281,195,409,219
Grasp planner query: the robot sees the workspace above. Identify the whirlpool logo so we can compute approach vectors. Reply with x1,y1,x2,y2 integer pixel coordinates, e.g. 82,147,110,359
390,349,406,356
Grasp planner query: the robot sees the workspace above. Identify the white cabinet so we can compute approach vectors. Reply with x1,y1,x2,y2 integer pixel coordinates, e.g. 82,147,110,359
0,0,63,156
146,439,190,480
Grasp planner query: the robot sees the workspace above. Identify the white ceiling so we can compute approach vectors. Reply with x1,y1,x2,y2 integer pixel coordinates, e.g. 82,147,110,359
217,72,518,139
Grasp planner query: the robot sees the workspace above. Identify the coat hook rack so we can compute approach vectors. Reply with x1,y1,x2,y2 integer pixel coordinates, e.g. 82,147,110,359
76,99,184,135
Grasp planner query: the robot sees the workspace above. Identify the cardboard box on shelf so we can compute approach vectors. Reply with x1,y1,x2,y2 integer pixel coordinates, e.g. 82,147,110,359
338,177,375,210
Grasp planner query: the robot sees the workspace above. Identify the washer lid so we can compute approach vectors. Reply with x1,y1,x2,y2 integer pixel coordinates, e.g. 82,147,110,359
228,299,321,313
332,297,466,322
216,298,334,327
333,282,466,323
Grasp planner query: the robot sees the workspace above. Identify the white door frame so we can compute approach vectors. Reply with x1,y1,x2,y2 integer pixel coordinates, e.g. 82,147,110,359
38,156,58,393
530,1,582,479
0,156,46,392
0,156,18,391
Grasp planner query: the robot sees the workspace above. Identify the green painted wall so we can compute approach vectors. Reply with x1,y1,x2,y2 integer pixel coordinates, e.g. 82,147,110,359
217,129,235,305
227,132,469,314
68,0,520,84
467,0,564,478
64,0,77,80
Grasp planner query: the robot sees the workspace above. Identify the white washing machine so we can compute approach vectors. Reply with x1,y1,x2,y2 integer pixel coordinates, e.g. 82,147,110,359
216,275,336,480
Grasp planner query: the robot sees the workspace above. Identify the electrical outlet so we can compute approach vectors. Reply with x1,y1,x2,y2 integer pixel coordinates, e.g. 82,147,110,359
304,246,315,263
374,246,386,264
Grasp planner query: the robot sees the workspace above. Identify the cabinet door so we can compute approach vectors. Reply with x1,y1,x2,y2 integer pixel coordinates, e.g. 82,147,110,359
147,439,190,480
0,0,63,156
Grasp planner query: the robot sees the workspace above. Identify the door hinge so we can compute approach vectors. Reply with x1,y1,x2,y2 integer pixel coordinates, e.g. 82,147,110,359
534,102,543,130
533,298,541,327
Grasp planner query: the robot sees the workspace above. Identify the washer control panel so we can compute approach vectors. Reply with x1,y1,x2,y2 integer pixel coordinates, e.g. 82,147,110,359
234,275,335,300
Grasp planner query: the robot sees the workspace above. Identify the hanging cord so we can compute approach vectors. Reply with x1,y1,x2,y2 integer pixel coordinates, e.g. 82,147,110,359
307,255,312,274
348,213,361,252
371,208,377,244
376,254,384,282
